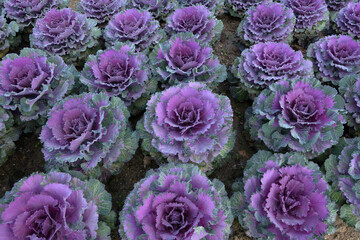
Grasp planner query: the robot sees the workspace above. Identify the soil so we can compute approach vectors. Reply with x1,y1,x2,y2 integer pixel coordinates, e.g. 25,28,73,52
0,1,359,240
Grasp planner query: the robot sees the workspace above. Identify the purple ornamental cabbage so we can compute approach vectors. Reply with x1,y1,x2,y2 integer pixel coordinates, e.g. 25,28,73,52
339,74,360,130
336,2,360,39
231,42,313,97
77,0,126,24
325,138,360,230
80,43,157,112
128,0,176,19
307,35,360,85
4,0,68,28
231,151,336,240
0,48,76,122
119,163,233,239
40,93,138,178
246,78,345,158
104,9,164,52
0,107,20,165
326,0,354,12
281,0,329,37
0,15,19,54
237,2,295,45
165,5,223,44
138,82,234,172
0,172,115,239
177,0,224,14
30,8,101,63
150,34,227,88
225,0,271,18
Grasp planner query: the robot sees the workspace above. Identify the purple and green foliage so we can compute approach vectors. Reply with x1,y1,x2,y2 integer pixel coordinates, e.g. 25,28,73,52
232,151,336,240
336,2,360,39
0,107,20,166
30,8,101,63
326,0,354,12
40,93,138,178
225,0,271,18
127,0,176,19
177,0,224,14
0,172,115,239
119,163,233,240
0,15,19,54
138,82,234,172
246,78,345,158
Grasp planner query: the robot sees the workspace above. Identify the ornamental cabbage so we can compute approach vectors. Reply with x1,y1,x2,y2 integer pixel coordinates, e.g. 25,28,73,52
326,0,354,12
119,163,233,239
165,5,223,44
80,43,157,113
104,9,164,51
30,8,101,63
4,0,68,28
177,0,224,14
336,2,360,39
225,0,270,18
237,2,295,45
127,0,176,19
231,42,313,97
0,15,19,55
339,75,360,130
40,93,138,178
0,48,76,122
231,151,336,240
307,35,360,85
0,172,115,239
138,82,234,172
246,78,345,158
77,0,126,24
150,34,227,88
325,137,360,230
281,0,329,38
0,107,20,166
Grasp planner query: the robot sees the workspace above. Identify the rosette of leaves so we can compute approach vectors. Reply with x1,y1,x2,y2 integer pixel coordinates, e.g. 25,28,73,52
0,48,76,124
137,82,234,172
30,8,101,64
237,2,295,45
0,15,19,57
4,0,68,29
0,171,115,239
231,42,313,98
339,75,360,131
336,2,360,39
246,78,345,158
119,163,233,239
307,35,360,85
281,0,329,41
231,151,337,240
77,0,126,25
128,0,176,19
225,0,271,18
165,5,223,44
177,0,224,15
149,33,227,88
40,93,138,179
80,43,157,114
104,8,164,52
0,107,20,166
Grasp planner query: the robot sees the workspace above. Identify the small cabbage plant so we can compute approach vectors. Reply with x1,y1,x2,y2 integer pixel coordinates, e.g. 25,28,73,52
30,8,101,63
40,93,138,178
246,78,345,158
4,0,68,28
307,35,360,85
336,2,360,39
0,172,115,239
165,5,223,44
104,9,164,52
177,0,224,14
231,151,336,240
138,82,234,172
0,48,76,122
80,43,157,113
237,2,295,45
150,33,227,88
339,74,360,130
77,0,127,24
225,0,271,18
119,163,234,239
325,137,360,230
0,15,19,56
128,0,176,19
0,107,20,166
232,42,313,97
